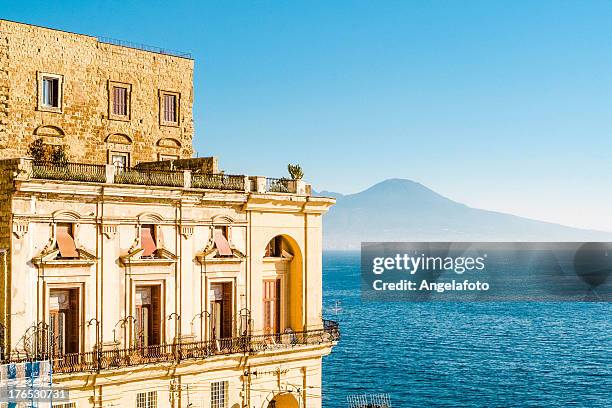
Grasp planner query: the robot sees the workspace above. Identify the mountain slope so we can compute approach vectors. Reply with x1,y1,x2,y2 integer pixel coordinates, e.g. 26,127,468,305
321,179,612,249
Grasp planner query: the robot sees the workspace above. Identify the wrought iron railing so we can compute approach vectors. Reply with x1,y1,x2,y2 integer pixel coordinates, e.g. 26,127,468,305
97,36,192,59
31,161,106,183
266,178,291,193
114,168,184,187
191,173,245,191
3,321,339,374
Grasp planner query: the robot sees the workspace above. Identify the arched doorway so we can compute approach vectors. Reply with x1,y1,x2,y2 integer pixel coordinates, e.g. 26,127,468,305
267,392,299,408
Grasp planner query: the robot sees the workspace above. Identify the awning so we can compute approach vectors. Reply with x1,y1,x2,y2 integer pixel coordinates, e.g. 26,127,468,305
213,229,233,256
56,224,78,258
141,225,157,257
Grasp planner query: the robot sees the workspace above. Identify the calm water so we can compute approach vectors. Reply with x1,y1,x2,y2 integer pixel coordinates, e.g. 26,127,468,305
321,251,612,408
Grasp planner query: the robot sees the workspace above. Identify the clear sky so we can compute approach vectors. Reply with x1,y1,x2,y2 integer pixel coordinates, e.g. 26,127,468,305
3,1,612,231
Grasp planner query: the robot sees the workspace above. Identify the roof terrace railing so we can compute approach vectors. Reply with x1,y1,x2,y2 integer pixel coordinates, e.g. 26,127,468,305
19,159,311,195
97,36,192,59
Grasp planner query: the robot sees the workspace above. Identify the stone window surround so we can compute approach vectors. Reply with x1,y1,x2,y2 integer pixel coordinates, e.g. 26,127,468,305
108,80,132,121
159,90,180,127
37,71,64,113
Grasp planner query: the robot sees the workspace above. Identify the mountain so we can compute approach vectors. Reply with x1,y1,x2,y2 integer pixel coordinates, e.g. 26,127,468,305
320,179,612,250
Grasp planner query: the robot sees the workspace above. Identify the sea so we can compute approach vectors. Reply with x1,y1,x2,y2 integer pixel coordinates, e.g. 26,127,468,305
321,251,612,408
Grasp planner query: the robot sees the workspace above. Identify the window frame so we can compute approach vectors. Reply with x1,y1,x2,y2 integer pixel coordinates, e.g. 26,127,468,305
159,90,180,126
109,151,130,168
108,81,132,121
210,381,228,408
136,391,157,408
37,72,63,113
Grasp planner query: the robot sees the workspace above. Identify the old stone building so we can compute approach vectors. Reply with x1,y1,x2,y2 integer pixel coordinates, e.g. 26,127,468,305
0,19,194,165
0,20,337,408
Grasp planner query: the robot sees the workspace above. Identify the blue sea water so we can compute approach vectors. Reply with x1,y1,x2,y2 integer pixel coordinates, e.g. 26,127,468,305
321,251,612,408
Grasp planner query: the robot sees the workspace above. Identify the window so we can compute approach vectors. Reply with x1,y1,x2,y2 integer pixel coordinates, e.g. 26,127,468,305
213,226,232,257
160,91,179,125
113,87,127,116
211,381,228,408
53,403,76,408
56,223,78,258
38,72,63,112
263,279,281,334
111,152,130,169
140,224,157,257
43,77,59,107
210,283,232,339
135,285,161,349
49,288,79,355
265,236,284,257
109,82,131,120
136,391,157,408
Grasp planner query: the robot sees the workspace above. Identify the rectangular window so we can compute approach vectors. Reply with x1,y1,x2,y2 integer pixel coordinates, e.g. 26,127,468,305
136,391,157,408
211,381,228,408
265,236,284,257
49,288,79,355
263,279,281,334
160,91,179,125
210,283,232,339
56,223,78,258
42,77,60,107
164,94,176,122
135,285,161,348
140,224,157,257
111,152,129,169
112,86,128,116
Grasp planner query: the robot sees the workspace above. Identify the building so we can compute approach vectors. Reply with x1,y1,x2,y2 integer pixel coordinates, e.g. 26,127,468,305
0,20,338,408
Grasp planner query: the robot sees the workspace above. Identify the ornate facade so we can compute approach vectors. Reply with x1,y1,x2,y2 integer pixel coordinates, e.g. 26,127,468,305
0,20,337,408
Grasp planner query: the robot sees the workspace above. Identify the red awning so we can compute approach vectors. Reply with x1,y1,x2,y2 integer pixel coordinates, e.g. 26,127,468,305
214,229,233,256
141,225,157,257
56,224,78,258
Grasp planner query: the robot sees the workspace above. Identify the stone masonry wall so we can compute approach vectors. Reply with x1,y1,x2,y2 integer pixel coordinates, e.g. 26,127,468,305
0,20,194,164
0,159,18,344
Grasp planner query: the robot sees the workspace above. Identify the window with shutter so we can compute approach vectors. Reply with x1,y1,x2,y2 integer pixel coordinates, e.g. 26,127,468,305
263,280,281,334
160,91,179,125
210,283,233,339
112,86,128,116
136,285,161,349
49,288,79,355
150,286,162,346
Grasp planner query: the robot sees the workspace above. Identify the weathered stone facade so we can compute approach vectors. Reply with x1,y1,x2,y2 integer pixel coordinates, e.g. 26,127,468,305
0,20,194,164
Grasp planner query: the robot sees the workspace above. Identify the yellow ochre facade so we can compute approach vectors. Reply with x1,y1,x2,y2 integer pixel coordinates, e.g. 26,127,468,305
0,20,337,408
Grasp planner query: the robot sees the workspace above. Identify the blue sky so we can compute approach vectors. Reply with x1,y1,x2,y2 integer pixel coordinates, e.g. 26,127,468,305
3,1,612,231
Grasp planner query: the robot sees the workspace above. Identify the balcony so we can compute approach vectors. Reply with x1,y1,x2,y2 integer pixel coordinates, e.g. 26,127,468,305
12,159,312,195
4,321,339,374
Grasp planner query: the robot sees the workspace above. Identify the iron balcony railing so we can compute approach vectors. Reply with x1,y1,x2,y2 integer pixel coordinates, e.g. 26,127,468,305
266,177,291,193
31,161,107,183
4,321,339,374
191,173,245,191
